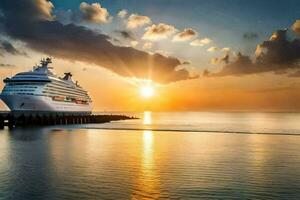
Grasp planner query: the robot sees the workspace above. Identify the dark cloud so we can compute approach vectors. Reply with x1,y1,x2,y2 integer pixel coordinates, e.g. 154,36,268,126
203,69,210,77
211,52,257,76
273,69,287,75
0,40,27,56
0,63,15,67
256,29,300,66
1,0,53,22
221,54,230,64
208,29,300,76
113,30,136,41
0,0,195,83
173,28,197,42
288,70,300,77
211,54,229,65
243,32,258,40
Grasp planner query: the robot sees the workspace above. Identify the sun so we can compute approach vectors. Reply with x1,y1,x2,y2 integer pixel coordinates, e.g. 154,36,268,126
140,85,155,98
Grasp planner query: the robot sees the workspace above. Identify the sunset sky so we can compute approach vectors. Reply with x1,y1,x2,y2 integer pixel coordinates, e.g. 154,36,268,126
1,0,300,111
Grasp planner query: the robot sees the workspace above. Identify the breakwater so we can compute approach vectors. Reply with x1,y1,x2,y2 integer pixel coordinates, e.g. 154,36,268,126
0,112,136,129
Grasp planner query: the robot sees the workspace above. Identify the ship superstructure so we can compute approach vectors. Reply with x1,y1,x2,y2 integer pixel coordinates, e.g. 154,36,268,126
0,58,92,115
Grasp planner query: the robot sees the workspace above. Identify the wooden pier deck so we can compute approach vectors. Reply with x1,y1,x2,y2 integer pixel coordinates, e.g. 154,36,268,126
0,112,136,129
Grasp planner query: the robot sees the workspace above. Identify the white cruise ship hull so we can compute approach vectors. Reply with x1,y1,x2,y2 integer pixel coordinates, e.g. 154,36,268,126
1,58,93,116
0,94,92,115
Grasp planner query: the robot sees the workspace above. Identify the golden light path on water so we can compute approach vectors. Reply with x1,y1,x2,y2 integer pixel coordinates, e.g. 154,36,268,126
132,111,160,199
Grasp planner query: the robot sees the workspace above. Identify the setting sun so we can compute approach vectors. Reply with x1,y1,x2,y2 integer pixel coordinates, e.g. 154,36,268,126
140,85,155,98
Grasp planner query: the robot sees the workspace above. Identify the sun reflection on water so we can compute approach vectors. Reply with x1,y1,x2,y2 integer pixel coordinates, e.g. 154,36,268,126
143,130,153,167
132,112,160,199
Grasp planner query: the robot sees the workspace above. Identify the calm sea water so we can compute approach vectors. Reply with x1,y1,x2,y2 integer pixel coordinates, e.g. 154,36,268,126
1,112,300,199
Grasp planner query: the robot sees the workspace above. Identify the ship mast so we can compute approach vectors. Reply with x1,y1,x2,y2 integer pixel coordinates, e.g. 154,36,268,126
40,57,53,69
33,57,53,73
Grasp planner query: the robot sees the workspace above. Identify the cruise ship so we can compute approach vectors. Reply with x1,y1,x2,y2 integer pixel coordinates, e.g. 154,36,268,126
0,58,92,116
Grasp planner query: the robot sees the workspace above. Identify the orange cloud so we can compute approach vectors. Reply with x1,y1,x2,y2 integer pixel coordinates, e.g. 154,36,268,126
190,38,212,46
127,14,152,29
79,2,110,23
142,23,177,41
143,42,153,50
172,28,197,42
207,46,218,52
292,19,300,36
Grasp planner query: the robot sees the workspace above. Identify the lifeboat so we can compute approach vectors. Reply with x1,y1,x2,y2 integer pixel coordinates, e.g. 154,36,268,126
52,96,65,101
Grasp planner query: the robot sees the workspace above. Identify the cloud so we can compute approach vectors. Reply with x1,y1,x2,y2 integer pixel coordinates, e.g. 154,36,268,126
211,52,255,76
207,46,218,52
0,0,195,84
208,29,300,76
143,42,152,50
182,61,190,65
0,40,27,56
172,28,197,42
79,2,110,24
117,9,127,18
222,54,230,64
243,32,259,40
126,14,151,29
16,0,54,21
154,50,171,57
130,40,138,47
190,38,212,46
256,29,300,66
292,20,300,36
211,54,229,64
0,63,15,67
54,9,74,24
142,23,177,41
203,69,210,77
288,70,300,77
222,47,230,52
114,30,136,41
210,58,218,65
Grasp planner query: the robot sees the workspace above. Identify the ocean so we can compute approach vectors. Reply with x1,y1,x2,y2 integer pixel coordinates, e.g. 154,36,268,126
1,112,300,199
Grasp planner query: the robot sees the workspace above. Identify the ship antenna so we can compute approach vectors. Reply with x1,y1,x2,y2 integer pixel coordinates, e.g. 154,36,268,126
46,57,53,69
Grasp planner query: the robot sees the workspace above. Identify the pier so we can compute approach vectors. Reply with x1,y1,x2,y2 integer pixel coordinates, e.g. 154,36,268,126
0,112,136,129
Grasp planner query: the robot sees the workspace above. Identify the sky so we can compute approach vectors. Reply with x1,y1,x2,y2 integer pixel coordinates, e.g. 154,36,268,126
0,0,300,111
